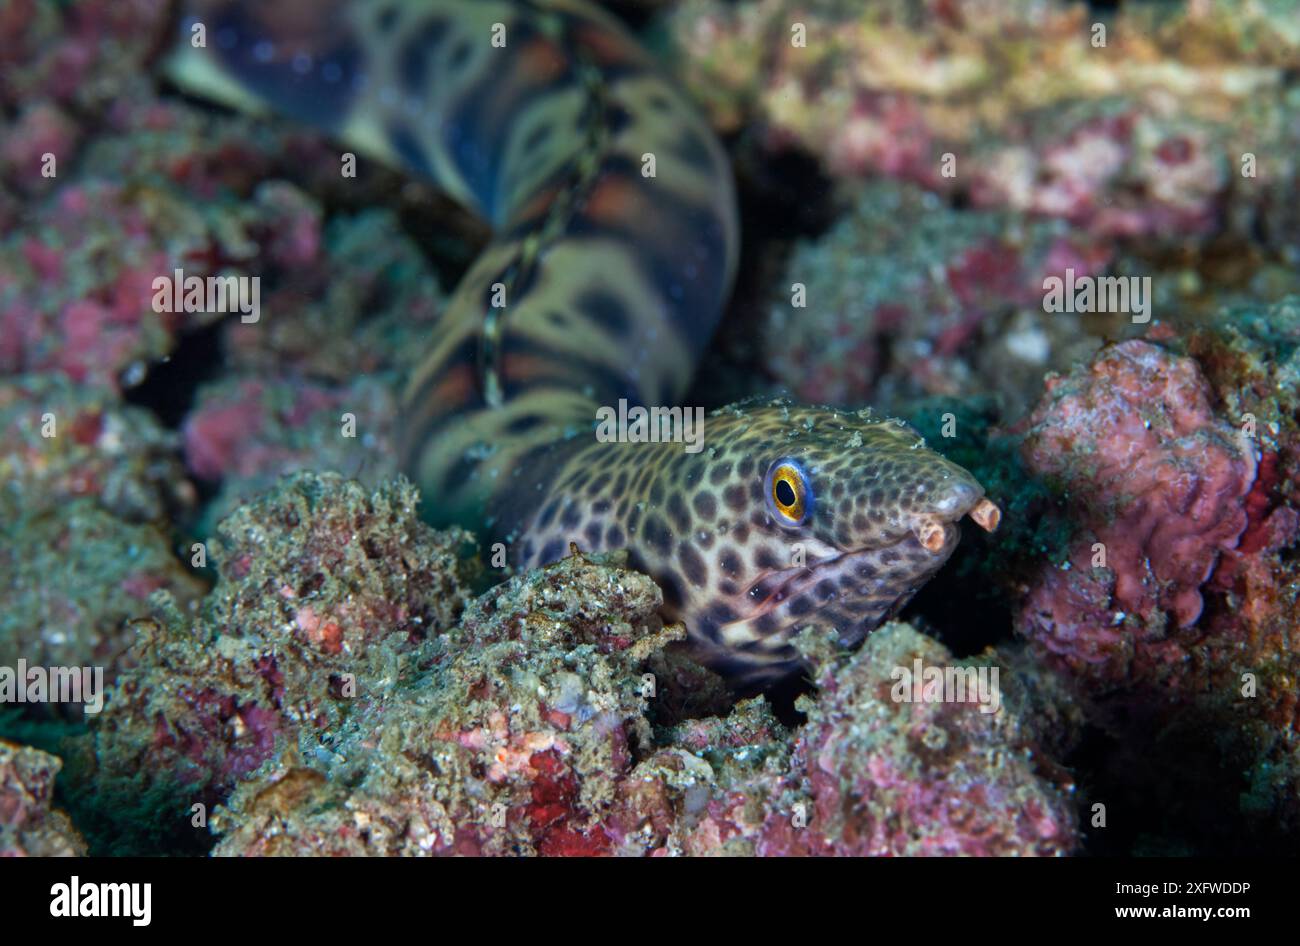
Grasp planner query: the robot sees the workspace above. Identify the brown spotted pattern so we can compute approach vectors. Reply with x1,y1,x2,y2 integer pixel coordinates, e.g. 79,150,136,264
500,399,989,685
167,2,994,686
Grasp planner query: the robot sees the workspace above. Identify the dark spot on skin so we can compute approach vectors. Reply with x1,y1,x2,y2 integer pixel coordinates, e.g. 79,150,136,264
561,502,582,530
677,542,709,585
578,289,632,337
539,539,565,563
592,499,612,514
449,38,473,70
400,17,450,91
754,547,781,570
649,480,664,506
507,414,545,433
606,104,633,134
666,492,691,532
709,603,738,625
658,570,686,610
719,549,741,577
536,499,560,530
207,5,362,130
643,515,672,557
718,579,738,596
816,580,836,600
692,491,716,521
789,596,813,616
584,521,603,547
675,131,715,173
605,524,626,547
709,462,732,486
754,612,779,634
723,485,747,512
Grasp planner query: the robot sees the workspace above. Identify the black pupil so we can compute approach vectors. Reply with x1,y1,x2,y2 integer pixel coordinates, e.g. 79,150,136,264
775,478,797,507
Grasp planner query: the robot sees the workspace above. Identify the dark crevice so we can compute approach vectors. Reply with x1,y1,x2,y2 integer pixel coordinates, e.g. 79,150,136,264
122,318,226,428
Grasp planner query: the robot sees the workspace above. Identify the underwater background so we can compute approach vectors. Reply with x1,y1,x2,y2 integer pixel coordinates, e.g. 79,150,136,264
1,0,1298,856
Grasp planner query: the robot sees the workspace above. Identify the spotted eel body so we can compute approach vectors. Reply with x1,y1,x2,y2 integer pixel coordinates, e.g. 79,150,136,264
168,0,1000,685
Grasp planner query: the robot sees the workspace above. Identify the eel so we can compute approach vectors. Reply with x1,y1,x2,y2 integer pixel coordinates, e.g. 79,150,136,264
165,0,1000,686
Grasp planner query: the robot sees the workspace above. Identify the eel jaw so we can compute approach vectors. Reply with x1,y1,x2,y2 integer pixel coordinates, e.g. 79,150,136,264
911,496,1002,552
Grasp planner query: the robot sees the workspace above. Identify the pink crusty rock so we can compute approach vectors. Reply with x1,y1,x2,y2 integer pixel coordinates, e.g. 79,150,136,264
751,623,1077,857
1017,339,1258,683
0,740,87,857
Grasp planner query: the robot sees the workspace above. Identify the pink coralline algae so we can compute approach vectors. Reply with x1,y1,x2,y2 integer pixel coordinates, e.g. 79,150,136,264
0,177,320,390
0,498,205,701
667,0,1299,254
207,543,680,856
1017,339,1258,685
0,0,169,115
78,473,478,848
968,103,1230,244
0,740,87,857
0,102,81,197
0,372,194,523
182,374,400,524
763,181,1108,415
209,593,1077,856
178,208,452,523
674,624,1077,857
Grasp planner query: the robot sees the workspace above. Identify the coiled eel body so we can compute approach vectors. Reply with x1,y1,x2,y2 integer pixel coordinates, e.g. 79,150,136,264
168,0,1000,686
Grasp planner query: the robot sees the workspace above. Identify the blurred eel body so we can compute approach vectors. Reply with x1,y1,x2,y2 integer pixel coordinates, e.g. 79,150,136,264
167,0,999,685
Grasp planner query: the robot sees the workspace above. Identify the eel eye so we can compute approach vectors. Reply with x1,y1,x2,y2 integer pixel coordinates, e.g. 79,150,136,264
764,458,811,526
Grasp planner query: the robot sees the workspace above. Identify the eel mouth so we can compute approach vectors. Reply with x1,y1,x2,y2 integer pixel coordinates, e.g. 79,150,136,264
745,496,1002,613
912,496,1001,551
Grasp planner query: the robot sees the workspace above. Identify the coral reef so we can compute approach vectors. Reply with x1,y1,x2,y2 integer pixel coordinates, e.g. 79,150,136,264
0,373,193,522
1017,339,1258,686
210,591,1078,856
183,374,400,527
0,0,1294,860
670,623,1077,856
0,499,205,702
57,469,1078,857
74,473,477,852
763,180,1109,415
1005,315,1300,852
0,739,87,856
210,546,679,856
0,374,204,691
180,209,449,525
0,0,169,116
667,0,1299,243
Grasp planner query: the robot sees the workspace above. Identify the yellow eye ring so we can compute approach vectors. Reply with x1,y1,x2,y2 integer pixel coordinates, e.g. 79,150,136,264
764,458,811,526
